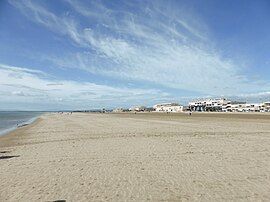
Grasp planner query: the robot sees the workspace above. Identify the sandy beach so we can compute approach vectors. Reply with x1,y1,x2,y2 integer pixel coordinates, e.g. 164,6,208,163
1,112,270,201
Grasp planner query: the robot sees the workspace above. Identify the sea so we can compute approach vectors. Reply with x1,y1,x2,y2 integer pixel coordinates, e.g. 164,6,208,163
0,111,43,136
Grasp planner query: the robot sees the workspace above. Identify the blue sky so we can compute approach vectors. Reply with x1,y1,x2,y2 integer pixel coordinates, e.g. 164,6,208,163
0,0,270,110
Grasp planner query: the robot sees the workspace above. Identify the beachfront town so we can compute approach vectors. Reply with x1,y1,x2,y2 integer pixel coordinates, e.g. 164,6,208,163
113,98,270,113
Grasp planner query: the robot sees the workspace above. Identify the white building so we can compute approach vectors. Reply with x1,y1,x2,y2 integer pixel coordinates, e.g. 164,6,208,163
226,102,245,112
129,106,146,112
189,98,230,112
263,102,270,112
243,103,263,112
227,103,264,112
113,108,124,113
153,103,183,112
188,98,270,113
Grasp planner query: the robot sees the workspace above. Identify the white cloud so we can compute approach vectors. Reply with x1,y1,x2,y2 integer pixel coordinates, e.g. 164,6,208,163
12,91,26,96
230,91,270,103
0,64,167,110
0,63,46,75
8,0,270,97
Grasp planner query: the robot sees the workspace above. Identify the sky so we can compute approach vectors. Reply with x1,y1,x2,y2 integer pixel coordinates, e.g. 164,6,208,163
0,0,270,110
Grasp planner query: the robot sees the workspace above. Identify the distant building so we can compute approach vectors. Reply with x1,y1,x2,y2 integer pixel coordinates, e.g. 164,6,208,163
182,106,191,111
243,103,263,112
113,108,124,113
153,103,183,112
189,98,230,112
145,107,155,112
225,101,246,112
227,102,265,112
189,98,270,113
129,106,146,112
118,99,270,114
263,102,270,112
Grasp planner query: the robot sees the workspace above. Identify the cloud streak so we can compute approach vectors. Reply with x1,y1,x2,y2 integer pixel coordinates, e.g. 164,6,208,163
0,64,168,110
8,0,270,101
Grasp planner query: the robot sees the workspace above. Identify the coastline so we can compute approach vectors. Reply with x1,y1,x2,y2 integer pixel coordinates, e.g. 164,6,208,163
0,113,45,138
0,116,42,148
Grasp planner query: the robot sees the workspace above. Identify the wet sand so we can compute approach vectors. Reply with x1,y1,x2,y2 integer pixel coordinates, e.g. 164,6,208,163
1,112,270,201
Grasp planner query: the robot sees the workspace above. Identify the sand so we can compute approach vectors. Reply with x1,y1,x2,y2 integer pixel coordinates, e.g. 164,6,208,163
1,112,270,201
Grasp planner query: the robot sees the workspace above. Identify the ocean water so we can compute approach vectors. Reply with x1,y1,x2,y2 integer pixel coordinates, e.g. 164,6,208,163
0,111,43,136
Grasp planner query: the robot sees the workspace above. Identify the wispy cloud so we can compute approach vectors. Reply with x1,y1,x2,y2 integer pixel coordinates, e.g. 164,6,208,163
228,91,270,103
0,63,168,110
8,0,270,98
0,63,46,76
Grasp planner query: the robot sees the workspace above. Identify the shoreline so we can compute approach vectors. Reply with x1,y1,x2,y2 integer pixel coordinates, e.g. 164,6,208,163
0,117,42,148
0,112,46,137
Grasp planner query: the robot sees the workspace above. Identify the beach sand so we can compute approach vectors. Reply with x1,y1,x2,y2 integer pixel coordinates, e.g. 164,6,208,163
1,112,270,201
